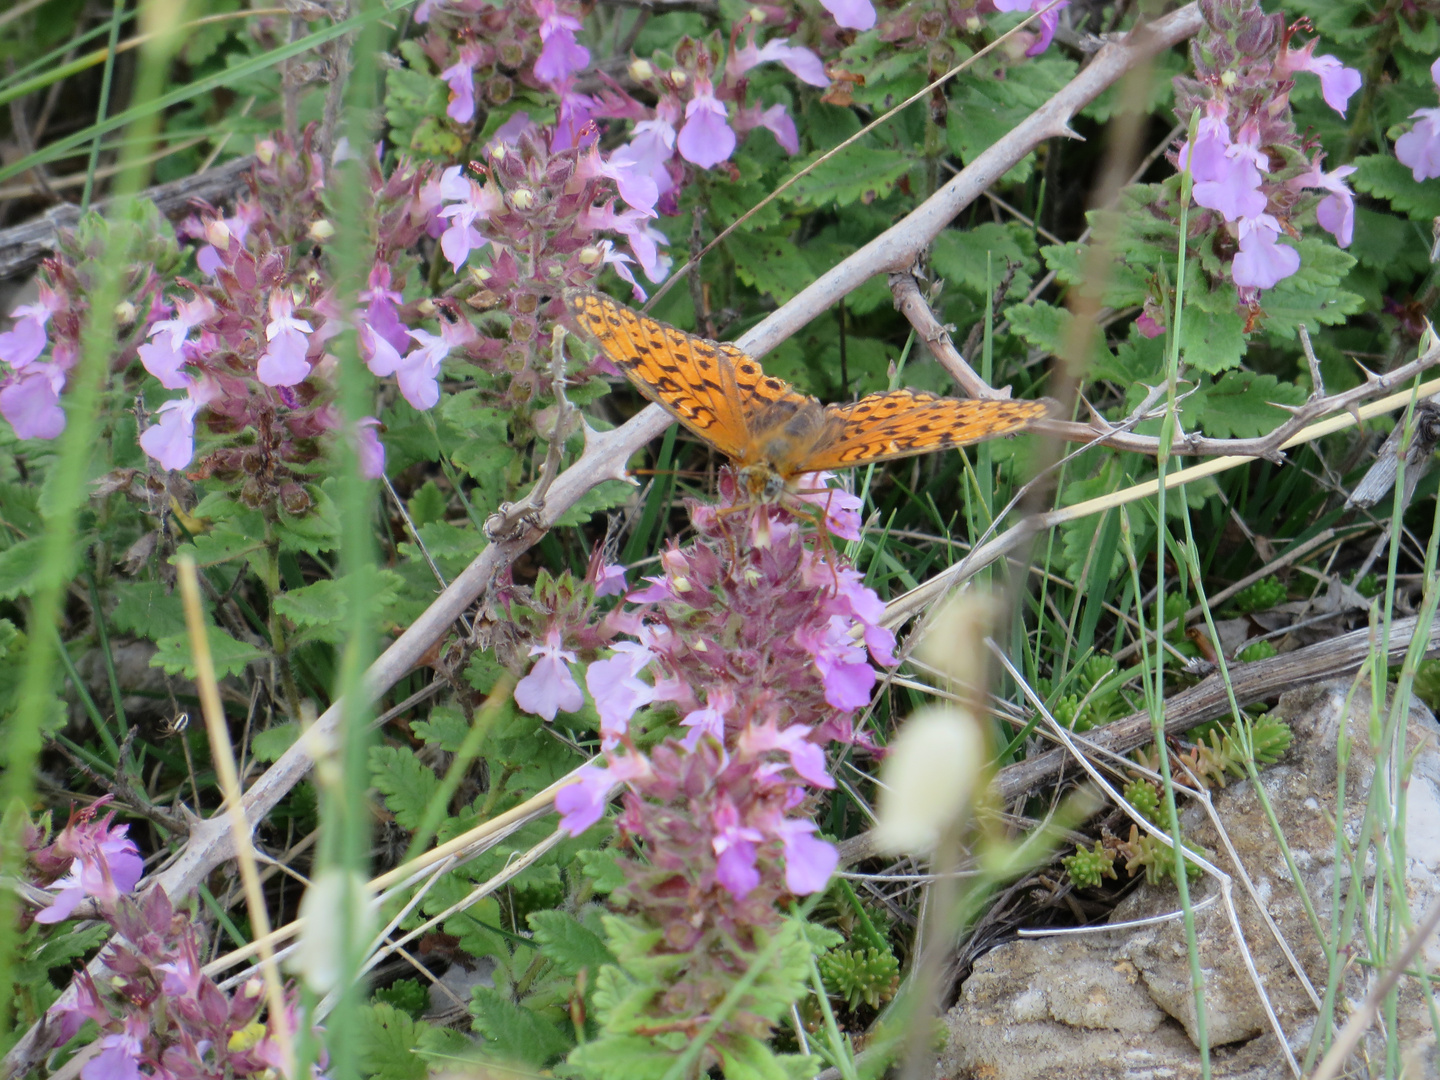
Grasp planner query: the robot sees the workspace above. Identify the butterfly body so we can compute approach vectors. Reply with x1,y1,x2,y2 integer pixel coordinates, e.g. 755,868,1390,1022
563,289,1050,500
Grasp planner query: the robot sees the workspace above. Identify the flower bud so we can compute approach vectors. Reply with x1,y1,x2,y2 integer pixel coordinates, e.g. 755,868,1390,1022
243,977,264,998
916,587,999,696
469,265,493,284
114,300,137,325
279,482,311,516
417,298,438,316
579,245,602,266
511,187,536,210
873,706,987,855
308,218,335,241
749,5,766,21
256,139,276,165
963,14,982,30
670,70,687,89
630,58,654,81
1220,70,1238,87
205,218,232,249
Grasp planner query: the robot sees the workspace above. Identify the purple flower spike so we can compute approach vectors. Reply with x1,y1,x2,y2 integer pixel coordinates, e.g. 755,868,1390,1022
677,81,736,169
34,802,145,924
532,0,590,84
1279,40,1362,117
256,291,313,387
441,57,477,124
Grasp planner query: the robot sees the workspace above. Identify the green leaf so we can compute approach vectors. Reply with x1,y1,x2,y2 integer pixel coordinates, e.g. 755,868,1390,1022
1195,371,1306,439
108,581,188,640
275,484,341,555
1352,152,1440,221
356,1002,430,1080
468,987,573,1067
567,1034,677,1080
173,526,267,570
787,147,913,208
150,626,264,679
946,58,1076,184
528,909,615,977
251,722,299,763
0,538,48,601
407,481,448,527
370,744,440,832
272,570,402,641
718,1035,821,1080
577,848,627,894
411,704,470,753
931,223,1036,299
554,480,637,527
727,228,815,303
1179,305,1247,375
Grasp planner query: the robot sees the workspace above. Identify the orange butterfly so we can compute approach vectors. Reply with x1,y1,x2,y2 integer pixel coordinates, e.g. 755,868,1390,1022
564,289,1051,502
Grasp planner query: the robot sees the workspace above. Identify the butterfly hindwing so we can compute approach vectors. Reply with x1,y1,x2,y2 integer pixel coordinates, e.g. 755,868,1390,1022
564,290,753,459
799,390,1051,472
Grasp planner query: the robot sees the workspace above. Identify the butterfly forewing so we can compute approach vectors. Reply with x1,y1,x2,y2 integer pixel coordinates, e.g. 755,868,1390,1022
795,390,1051,473
564,289,754,459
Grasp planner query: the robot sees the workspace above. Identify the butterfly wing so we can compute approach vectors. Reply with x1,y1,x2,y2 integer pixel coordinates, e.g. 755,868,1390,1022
564,289,755,459
794,390,1050,473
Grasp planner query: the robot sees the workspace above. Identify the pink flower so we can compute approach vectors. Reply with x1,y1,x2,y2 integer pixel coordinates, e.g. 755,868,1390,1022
681,688,733,749
1278,39,1362,117
793,472,861,539
0,290,60,369
441,55,477,124
514,629,583,720
1190,118,1267,223
992,0,1067,56
712,800,764,898
581,201,671,282
741,721,834,788
354,417,386,479
1397,109,1440,183
556,754,649,834
1292,161,1357,247
553,85,598,151
436,166,500,270
576,143,658,214
1232,214,1300,289
256,291,313,387
393,325,456,410
137,337,190,390
586,641,658,747
610,112,679,205
1135,311,1164,338
533,0,590,84
34,808,144,924
772,816,837,894
82,1016,146,1080
0,363,67,440
728,37,829,88
819,0,875,30
360,263,410,354
593,562,628,597
796,616,878,710
139,378,217,471
677,81,736,169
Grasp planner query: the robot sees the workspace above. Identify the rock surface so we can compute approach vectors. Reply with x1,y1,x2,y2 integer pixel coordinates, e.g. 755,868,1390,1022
937,680,1440,1080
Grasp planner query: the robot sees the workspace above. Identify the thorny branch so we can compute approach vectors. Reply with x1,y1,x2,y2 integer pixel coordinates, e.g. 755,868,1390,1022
888,270,1009,400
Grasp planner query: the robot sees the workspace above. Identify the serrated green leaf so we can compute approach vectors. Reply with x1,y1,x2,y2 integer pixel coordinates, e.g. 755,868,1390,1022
251,722,300,763
931,223,1036,299
528,909,615,977
1352,153,1440,220
469,987,572,1067
464,651,506,693
108,581,188,640
272,571,402,635
554,479,636,527
718,1034,821,1080
275,485,340,554
1004,299,1067,355
567,1033,677,1080
172,527,267,570
577,848,628,893
356,1002,430,1080
411,704,471,752
1196,371,1307,439
0,538,48,601
787,147,913,208
370,744,440,831
150,626,265,679
727,229,815,303
1179,305,1246,375
407,481,449,527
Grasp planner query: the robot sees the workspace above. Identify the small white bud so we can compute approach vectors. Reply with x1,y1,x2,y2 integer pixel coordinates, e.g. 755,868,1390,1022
916,588,1000,694
113,300,137,325
291,869,376,993
204,218,232,249
630,58,655,82
511,187,536,210
670,70,687,89
1220,70,1238,88
308,218,335,241
579,245,603,266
